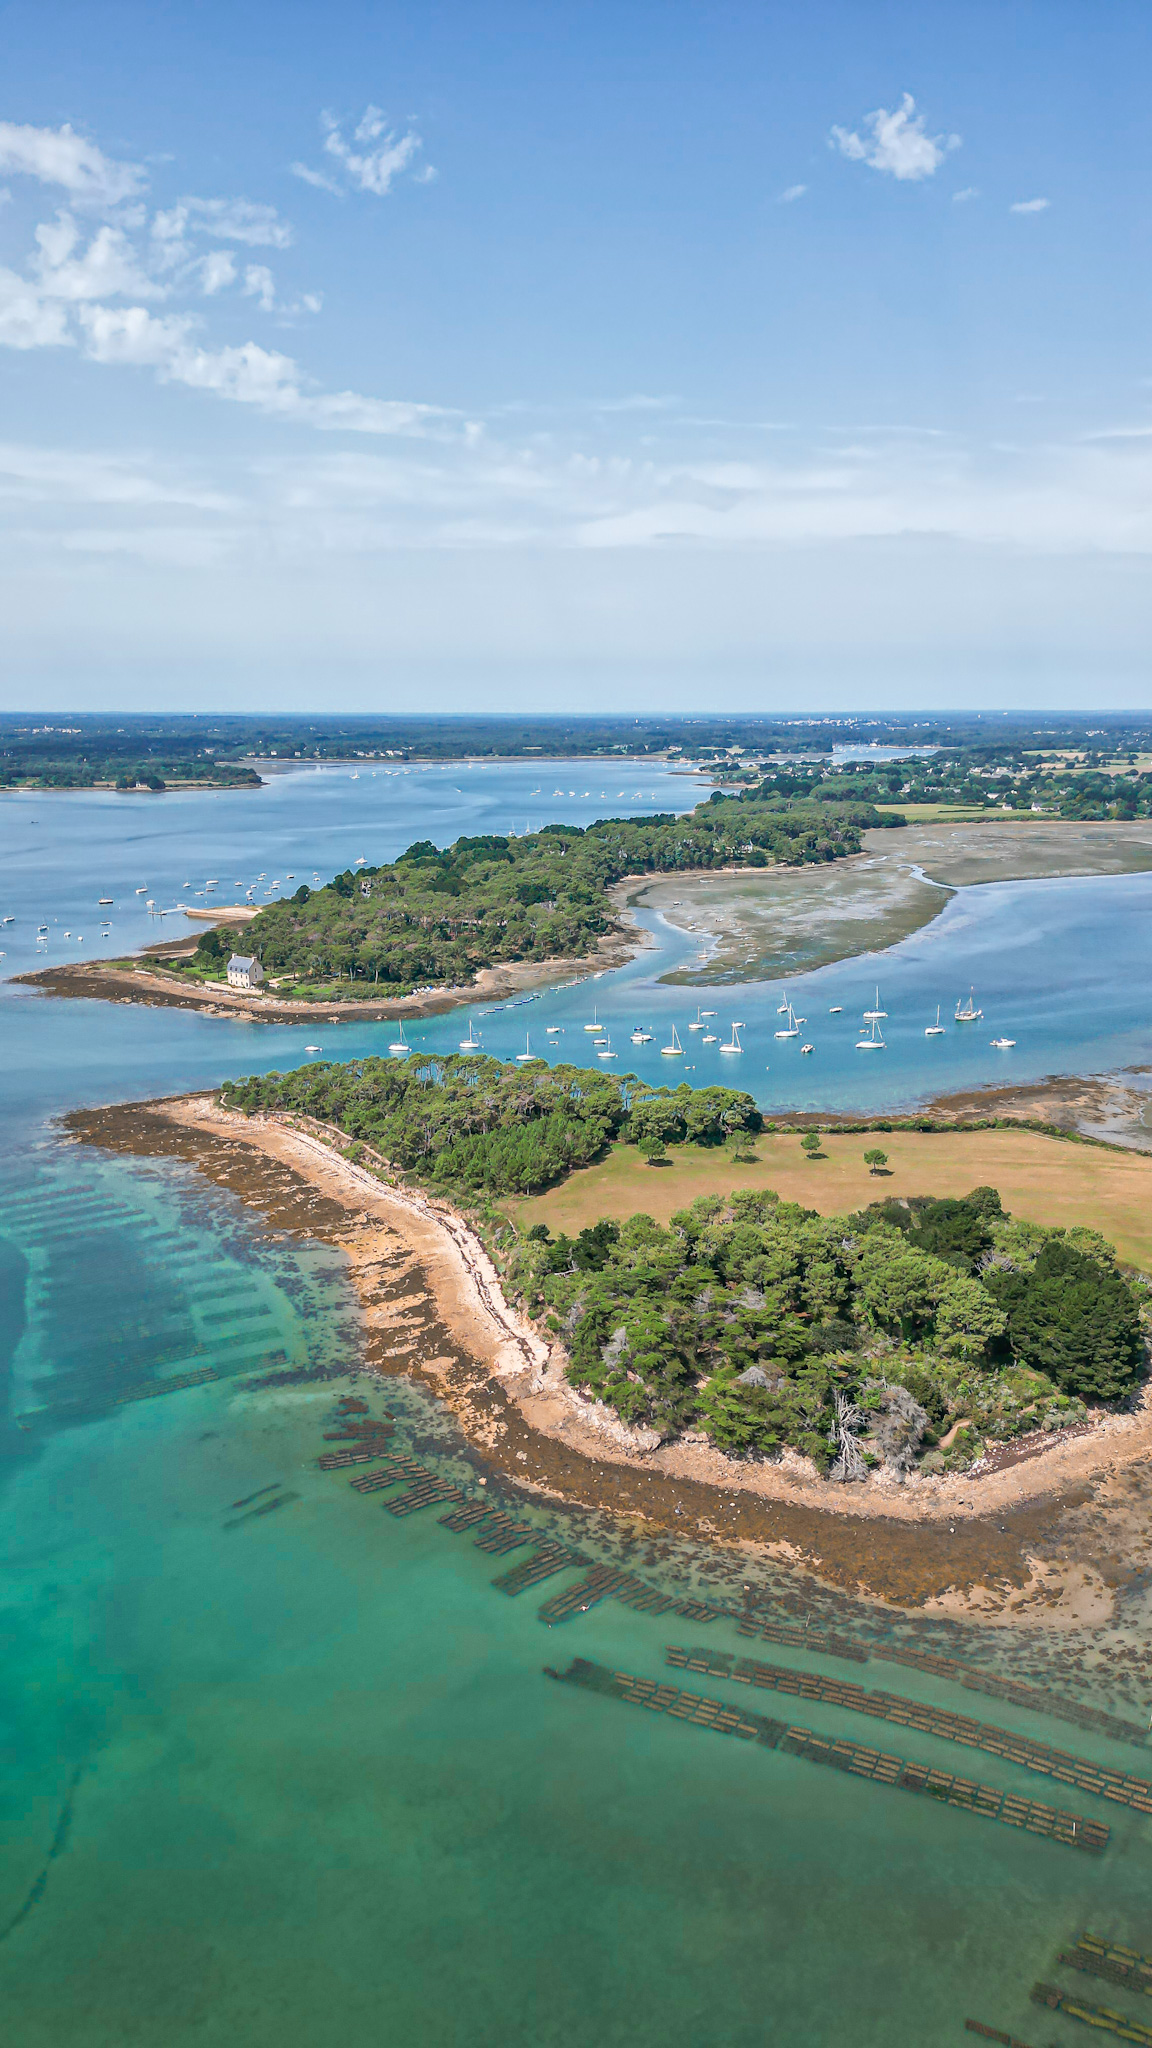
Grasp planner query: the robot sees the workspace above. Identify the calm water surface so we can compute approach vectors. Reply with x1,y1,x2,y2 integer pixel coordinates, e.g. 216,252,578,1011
2,765,1150,2045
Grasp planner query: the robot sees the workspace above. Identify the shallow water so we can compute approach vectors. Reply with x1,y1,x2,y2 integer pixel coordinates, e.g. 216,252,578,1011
3,764,1152,2044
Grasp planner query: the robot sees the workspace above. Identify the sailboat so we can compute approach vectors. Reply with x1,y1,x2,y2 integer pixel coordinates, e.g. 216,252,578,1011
719,1023,743,1055
388,1022,411,1055
596,1034,618,1060
863,986,887,1020
925,1005,946,1037
776,993,791,1014
955,988,983,1022
660,1025,685,1057
774,1004,800,1040
459,1020,482,1051
583,1007,603,1032
856,1016,886,1050
516,1033,542,1063
630,1026,653,1044
688,1006,706,1032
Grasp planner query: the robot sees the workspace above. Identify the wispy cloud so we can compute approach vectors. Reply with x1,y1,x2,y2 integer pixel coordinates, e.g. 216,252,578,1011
292,105,434,197
831,94,960,182
0,119,440,434
0,119,146,209
779,183,807,203
1010,197,1050,214
152,197,292,250
952,187,979,204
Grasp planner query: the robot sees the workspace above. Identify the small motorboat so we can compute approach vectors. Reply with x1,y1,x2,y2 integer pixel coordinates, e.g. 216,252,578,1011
630,1028,652,1044
990,1036,1016,1048
304,1045,323,1054
800,1043,814,1055
829,1005,842,1014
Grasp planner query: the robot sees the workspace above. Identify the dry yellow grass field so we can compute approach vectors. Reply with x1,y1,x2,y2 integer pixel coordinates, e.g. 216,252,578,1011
513,1129,1152,1272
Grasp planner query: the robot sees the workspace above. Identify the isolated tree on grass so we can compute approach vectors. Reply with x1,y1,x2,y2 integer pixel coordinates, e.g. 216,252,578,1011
864,1148,888,1176
638,1133,668,1166
801,1133,822,1161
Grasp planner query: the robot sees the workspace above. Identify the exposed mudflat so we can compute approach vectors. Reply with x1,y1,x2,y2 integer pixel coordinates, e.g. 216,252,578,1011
640,818,1152,985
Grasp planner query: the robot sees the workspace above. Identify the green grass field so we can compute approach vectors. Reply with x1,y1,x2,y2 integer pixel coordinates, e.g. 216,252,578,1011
513,1128,1152,1273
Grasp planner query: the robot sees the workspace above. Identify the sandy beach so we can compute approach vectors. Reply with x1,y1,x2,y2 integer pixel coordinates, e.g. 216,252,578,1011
67,1091,1152,1621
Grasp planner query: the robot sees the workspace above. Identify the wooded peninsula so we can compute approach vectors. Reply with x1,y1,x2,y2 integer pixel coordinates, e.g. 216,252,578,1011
179,790,896,999
221,1052,1149,1482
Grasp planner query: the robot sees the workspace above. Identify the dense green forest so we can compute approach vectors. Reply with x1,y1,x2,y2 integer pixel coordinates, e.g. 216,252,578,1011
189,792,894,998
220,1053,1148,1477
220,1055,761,1196
514,1187,1147,1472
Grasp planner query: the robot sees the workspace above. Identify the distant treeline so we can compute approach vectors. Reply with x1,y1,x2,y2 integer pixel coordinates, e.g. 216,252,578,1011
5,709,1152,780
189,792,894,998
748,754,1152,821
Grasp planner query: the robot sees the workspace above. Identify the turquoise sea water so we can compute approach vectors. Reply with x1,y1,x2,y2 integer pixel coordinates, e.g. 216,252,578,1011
4,765,1152,2045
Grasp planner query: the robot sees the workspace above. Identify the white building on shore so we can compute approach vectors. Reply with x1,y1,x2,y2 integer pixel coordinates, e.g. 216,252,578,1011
226,954,264,989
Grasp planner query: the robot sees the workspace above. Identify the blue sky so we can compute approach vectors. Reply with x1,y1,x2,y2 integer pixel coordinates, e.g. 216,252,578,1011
2,0,1151,711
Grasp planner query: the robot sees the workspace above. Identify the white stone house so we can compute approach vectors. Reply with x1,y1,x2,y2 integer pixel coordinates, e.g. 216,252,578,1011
227,954,264,989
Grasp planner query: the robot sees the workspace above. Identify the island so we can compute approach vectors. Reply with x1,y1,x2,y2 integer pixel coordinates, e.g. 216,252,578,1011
71,1049,1152,1620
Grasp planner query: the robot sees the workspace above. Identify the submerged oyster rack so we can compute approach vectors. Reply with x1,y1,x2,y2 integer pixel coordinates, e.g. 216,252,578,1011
545,1656,1108,1854
667,1647,1152,1816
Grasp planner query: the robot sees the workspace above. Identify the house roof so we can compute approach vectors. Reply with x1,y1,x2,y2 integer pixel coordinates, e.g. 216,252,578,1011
228,954,257,969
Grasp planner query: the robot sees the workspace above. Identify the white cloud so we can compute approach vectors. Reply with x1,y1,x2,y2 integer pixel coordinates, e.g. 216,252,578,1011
33,212,163,301
289,161,343,195
67,298,448,435
242,263,276,311
952,187,979,204
0,265,71,348
151,196,292,248
0,120,146,208
1010,197,1050,214
779,184,807,203
0,441,231,508
199,249,236,294
831,94,960,181
293,105,433,197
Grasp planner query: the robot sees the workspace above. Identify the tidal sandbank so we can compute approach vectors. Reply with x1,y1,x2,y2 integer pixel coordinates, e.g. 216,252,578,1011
642,817,1152,985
